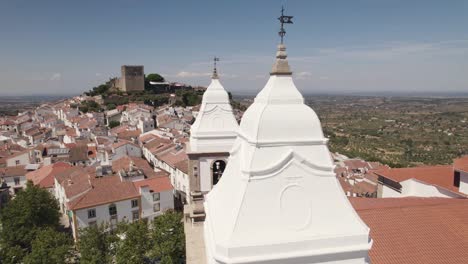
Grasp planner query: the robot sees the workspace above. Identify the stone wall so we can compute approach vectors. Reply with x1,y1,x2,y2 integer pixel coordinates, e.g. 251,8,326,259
120,65,144,92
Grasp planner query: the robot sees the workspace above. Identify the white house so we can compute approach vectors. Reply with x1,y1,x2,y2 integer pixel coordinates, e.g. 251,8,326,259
0,166,28,195
137,118,155,133
376,166,466,198
112,140,142,160
6,150,31,167
134,177,174,221
54,165,174,240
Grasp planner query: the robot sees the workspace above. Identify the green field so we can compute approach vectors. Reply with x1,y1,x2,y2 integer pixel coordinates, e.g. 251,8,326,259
304,96,468,167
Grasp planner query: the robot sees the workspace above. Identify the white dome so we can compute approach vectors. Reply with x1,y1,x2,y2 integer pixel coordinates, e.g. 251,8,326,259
239,75,325,144
201,79,230,103
189,77,239,153
204,44,372,264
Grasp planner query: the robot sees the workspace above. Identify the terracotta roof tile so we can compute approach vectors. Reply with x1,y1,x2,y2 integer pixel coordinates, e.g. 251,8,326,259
112,156,167,179
133,177,173,193
0,165,27,177
69,176,139,210
454,155,468,173
26,162,71,188
55,167,92,198
374,166,457,192
351,197,468,264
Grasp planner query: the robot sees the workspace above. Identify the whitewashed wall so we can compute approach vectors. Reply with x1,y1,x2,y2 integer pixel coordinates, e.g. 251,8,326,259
6,152,30,167
381,179,463,198
73,198,139,239
3,175,27,195
459,171,468,195
114,144,142,160
140,187,174,221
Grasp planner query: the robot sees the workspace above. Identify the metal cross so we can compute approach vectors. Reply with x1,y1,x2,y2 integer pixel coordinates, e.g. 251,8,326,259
278,6,294,44
212,56,220,78
214,56,220,71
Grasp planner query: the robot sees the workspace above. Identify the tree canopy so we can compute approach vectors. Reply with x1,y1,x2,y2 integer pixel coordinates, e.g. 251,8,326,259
108,120,121,129
78,225,117,264
150,210,185,263
23,228,72,264
115,220,151,264
0,181,62,263
77,211,186,264
146,73,165,83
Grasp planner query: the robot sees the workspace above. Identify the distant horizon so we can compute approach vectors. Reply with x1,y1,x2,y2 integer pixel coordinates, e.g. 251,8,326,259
1,90,468,99
1,0,467,96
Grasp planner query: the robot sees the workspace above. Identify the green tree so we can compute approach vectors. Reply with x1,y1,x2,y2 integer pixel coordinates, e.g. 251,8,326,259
106,103,116,110
79,100,102,113
108,120,121,129
0,181,60,263
115,220,151,264
145,73,166,91
146,73,165,83
150,210,185,263
78,225,116,264
23,228,72,264
181,92,201,106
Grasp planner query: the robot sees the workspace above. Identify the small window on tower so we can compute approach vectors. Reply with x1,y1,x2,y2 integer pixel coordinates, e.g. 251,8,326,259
454,171,461,188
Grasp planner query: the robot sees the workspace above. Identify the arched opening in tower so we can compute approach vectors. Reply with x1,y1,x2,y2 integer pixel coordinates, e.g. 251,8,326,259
212,160,226,186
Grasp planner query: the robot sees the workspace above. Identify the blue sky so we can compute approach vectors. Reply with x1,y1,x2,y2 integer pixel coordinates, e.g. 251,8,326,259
0,0,467,95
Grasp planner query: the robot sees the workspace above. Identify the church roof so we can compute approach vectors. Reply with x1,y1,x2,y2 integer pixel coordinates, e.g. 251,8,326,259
188,74,239,153
204,44,371,263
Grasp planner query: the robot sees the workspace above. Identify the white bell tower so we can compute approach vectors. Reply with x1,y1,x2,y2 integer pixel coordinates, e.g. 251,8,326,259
187,58,239,196
203,8,372,263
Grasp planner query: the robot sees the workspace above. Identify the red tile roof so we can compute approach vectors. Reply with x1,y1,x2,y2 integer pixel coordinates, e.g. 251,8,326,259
117,130,141,141
454,156,468,173
351,197,468,264
133,177,173,193
174,159,188,174
26,162,71,188
112,156,168,178
69,176,139,210
343,159,369,170
0,165,27,177
374,166,457,192
55,167,93,198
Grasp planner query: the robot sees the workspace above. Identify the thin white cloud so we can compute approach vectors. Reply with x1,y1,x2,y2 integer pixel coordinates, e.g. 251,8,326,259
291,39,468,62
172,71,238,79
296,71,312,80
176,71,211,78
50,73,62,81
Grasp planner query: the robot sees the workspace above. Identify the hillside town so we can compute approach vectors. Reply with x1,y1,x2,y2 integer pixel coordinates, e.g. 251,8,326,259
1,59,468,261
1,54,467,263
1,2,468,264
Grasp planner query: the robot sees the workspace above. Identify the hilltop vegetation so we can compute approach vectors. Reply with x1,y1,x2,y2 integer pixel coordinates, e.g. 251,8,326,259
84,73,246,111
304,96,468,167
84,73,201,109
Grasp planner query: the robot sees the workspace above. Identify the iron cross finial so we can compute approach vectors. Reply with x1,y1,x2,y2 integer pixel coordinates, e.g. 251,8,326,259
212,56,220,79
278,6,294,44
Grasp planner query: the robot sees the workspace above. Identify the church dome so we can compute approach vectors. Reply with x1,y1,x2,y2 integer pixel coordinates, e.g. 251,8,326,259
203,43,372,264
239,74,325,144
188,71,239,153
201,79,230,104
239,45,326,144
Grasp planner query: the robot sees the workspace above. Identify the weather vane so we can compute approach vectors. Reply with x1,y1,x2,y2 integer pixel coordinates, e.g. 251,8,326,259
278,6,293,44
212,56,220,78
